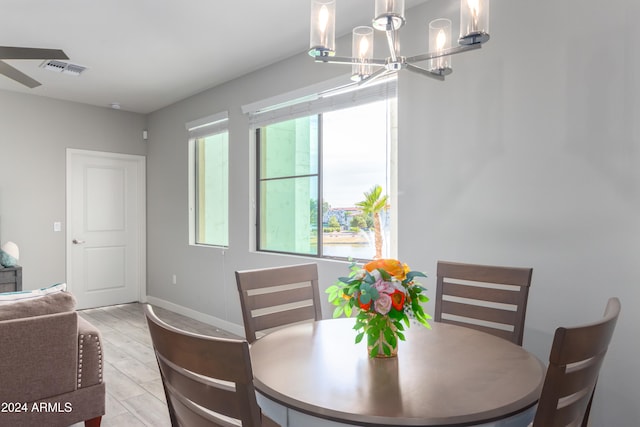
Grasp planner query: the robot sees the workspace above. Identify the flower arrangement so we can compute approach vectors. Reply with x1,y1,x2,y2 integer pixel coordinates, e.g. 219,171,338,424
326,258,431,358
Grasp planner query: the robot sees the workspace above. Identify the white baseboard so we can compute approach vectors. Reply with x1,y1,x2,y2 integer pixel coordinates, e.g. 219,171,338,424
145,295,245,337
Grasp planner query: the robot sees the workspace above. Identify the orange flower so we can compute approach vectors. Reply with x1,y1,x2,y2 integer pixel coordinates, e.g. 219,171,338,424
390,290,405,311
364,258,409,281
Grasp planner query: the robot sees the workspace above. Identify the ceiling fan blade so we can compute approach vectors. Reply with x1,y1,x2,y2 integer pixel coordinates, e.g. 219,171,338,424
0,60,41,88
0,46,69,60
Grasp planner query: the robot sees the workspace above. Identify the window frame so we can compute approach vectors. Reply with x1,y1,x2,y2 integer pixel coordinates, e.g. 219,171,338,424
255,115,325,257
186,112,229,248
253,85,396,261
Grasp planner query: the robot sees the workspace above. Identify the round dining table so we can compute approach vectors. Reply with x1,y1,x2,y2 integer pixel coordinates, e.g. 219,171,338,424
250,318,545,427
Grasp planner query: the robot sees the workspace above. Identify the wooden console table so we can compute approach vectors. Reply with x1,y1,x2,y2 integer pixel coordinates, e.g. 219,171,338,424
0,266,22,293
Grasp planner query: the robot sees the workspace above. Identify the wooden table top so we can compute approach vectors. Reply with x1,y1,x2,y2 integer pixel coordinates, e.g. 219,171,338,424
250,318,545,426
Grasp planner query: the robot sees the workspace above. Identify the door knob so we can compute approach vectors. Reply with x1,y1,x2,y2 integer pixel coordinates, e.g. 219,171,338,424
72,239,86,244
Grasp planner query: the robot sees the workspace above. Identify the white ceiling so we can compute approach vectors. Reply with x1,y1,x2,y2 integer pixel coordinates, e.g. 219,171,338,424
0,0,428,114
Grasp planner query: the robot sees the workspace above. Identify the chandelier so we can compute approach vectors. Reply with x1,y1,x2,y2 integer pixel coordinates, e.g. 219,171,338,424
309,0,490,84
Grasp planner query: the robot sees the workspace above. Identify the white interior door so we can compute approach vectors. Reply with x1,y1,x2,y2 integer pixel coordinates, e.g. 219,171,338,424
66,149,146,309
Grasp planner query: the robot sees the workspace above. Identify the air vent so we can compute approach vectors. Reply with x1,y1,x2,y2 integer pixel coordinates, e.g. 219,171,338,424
40,60,87,76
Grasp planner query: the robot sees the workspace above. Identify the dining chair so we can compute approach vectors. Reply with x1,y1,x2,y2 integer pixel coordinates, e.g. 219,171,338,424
531,297,621,427
235,263,322,343
435,260,533,345
144,304,279,427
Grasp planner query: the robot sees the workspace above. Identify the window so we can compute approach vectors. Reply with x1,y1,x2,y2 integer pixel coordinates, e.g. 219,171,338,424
187,112,229,247
251,79,396,260
257,115,319,255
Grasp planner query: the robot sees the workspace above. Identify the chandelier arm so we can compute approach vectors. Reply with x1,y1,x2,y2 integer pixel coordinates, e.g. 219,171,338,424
406,43,481,64
405,64,445,81
315,56,387,66
357,67,391,88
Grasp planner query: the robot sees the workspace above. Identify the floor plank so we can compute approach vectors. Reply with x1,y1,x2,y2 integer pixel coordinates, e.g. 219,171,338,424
68,302,239,427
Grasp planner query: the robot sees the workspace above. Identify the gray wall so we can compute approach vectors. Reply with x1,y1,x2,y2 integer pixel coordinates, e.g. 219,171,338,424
0,0,636,424
146,0,639,425
0,90,147,288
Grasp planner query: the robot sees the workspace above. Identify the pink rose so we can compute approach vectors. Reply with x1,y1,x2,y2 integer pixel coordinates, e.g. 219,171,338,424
375,279,395,295
374,293,392,315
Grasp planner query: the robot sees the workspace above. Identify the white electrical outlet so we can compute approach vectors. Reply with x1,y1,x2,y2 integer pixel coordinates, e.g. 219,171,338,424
172,274,177,285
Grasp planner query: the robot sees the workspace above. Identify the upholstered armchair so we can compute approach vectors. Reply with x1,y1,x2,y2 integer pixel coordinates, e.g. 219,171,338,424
0,286,105,427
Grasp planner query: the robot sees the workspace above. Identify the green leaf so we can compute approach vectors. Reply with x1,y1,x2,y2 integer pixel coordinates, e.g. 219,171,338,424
383,327,395,344
344,304,353,318
388,308,402,320
402,315,410,328
411,285,425,293
370,346,379,358
363,272,376,284
355,331,365,343
378,268,392,281
406,271,427,281
325,284,339,294
332,305,344,318
359,282,380,302
367,331,377,347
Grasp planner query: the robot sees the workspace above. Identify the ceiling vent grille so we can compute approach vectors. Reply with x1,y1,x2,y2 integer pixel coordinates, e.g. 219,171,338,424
40,60,87,76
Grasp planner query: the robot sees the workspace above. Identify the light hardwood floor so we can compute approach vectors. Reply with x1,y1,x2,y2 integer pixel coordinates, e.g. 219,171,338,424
71,303,240,427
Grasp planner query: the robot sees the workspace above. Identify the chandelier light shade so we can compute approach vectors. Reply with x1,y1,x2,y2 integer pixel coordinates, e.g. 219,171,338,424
373,0,405,31
309,0,490,84
309,0,336,57
459,0,490,45
352,26,374,81
428,19,452,75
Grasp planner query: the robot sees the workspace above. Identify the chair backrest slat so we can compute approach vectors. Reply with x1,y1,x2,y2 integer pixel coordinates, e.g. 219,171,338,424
440,300,519,325
236,263,322,343
441,281,523,305
438,261,532,284
144,305,270,427
252,305,318,333
533,297,620,427
246,285,316,311
156,354,248,419
237,263,319,290
438,318,516,342
436,260,533,345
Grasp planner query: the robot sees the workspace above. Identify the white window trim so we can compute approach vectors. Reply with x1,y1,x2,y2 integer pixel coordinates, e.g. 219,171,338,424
245,77,398,259
186,111,229,139
242,75,397,128
187,111,229,248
